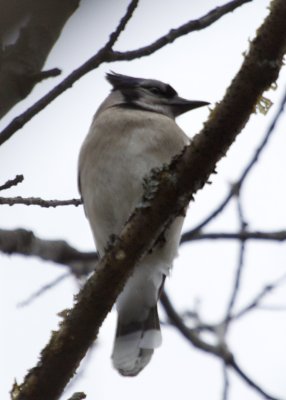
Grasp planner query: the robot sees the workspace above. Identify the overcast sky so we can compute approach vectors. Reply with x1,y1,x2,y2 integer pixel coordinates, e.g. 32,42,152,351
1,1,286,399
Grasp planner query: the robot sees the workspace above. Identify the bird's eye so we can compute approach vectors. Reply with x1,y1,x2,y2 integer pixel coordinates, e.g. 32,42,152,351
148,87,163,95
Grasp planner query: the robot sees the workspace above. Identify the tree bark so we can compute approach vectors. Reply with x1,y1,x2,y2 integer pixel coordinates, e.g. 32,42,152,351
0,0,79,118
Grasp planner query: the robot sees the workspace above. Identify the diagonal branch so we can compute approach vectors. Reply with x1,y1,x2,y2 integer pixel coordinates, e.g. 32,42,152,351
161,291,281,400
0,0,252,147
112,0,253,61
224,195,248,327
231,273,286,320
0,0,138,146
0,174,24,191
106,0,139,49
181,85,286,242
12,2,286,399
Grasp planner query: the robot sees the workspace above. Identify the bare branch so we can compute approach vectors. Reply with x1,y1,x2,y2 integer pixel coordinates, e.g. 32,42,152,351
161,291,232,359
232,273,286,320
66,393,86,400
181,85,286,242
0,174,24,191
0,0,138,147
224,196,247,327
0,0,252,147
161,291,282,400
31,68,62,83
0,196,82,207
12,3,286,399
0,228,98,275
1,227,285,274
113,0,253,61
230,359,282,400
17,272,71,307
106,0,139,49
0,0,79,118
222,362,230,400
183,230,286,242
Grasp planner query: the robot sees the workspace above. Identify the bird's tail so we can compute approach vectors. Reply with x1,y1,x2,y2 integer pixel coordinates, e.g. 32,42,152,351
111,305,162,376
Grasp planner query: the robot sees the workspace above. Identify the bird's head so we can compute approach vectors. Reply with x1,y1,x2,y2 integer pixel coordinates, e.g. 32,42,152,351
105,72,209,119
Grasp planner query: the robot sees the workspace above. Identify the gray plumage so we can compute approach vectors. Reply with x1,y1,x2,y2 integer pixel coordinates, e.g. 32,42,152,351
78,72,208,376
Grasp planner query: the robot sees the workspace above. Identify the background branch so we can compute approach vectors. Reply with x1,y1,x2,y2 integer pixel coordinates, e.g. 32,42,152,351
0,196,82,207
181,85,286,242
161,291,281,400
1,227,285,273
0,174,24,191
0,228,98,275
0,0,252,146
0,0,79,118
113,0,253,61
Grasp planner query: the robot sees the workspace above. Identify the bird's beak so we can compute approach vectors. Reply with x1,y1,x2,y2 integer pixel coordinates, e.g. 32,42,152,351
169,96,210,117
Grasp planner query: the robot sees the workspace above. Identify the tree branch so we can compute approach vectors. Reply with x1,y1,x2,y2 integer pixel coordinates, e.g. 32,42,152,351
17,272,71,307
0,0,79,118
183,230,286,242
230,358,281,400
224,195,247,329
0,174,24,191
66,393,86,400
181,83,286,242
0,228,98,276
161,291,282,400
0,196,82,207
112,0,253,61
1,228,285,273
12,2,286,399
0,0,252,147
231,273,286,320
0,0,138,146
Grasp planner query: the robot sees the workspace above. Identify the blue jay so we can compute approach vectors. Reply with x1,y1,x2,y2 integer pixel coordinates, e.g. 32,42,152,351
78,72,208,376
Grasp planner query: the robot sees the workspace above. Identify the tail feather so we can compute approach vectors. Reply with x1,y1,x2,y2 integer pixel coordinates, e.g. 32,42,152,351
112,306,161,376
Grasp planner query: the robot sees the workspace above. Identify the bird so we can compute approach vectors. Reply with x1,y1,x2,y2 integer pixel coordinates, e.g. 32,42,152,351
78,72,209,376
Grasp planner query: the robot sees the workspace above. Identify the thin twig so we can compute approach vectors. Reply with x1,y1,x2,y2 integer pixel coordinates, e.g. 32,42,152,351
224,196,247,327
106,0,139,49
0,0,252,147
232,273,286,320
66,393,86,400
0,0,139,147
222,362,230,400
180,192,234,242
230,358,282,400
181,87,286,243
0,174,24,191
31,68,62,83
17,272,70,307
161,291,232,360
0,196,82,207
113,0,253,61
161,291,282,400
183,230,286,242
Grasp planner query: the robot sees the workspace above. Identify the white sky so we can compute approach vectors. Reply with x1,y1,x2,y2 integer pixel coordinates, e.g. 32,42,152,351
1,1,286,399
